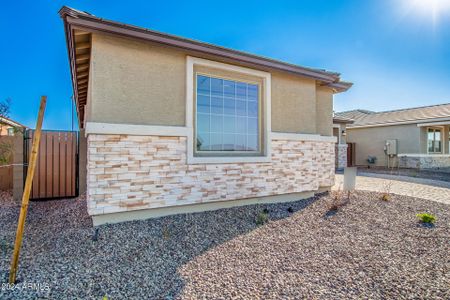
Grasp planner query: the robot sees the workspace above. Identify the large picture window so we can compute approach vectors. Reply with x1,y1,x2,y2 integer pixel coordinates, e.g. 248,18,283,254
195,74,260,153
427,127,442,154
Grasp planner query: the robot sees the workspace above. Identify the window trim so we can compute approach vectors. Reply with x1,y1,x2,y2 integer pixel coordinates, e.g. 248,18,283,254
7,127,15,136
186,56,271,164
427,127,443,154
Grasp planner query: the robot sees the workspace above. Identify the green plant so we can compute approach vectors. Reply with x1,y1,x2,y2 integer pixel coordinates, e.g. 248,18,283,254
256,211,269,225
416,213,436,224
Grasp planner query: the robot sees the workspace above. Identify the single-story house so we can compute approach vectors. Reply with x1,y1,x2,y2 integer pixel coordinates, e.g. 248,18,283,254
60,6,352,225
0,116,25,136
336,103,450,169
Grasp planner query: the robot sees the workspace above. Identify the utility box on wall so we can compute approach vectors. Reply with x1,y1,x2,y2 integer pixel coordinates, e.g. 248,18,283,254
385,139,398,155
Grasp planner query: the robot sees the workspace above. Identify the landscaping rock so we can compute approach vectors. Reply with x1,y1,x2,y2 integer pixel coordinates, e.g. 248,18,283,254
0,190,449,299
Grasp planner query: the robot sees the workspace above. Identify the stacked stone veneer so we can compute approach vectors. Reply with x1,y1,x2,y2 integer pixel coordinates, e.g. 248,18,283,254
335,144,348,169
398,154,450,169
87,134,335,215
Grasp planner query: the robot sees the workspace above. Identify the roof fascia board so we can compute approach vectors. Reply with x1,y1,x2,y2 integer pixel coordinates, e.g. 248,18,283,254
0,117,24,128
416,119,450,127
62,19,83,129
348,116,450,129
65,15,339,83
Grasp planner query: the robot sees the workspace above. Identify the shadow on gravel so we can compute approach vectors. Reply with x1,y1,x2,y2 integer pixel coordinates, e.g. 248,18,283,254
0,191,321,299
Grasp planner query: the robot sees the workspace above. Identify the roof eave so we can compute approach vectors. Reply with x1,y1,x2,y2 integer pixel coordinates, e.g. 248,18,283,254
333,117,354,124
59,6,351,86
324,81,353,93
60,8,85,129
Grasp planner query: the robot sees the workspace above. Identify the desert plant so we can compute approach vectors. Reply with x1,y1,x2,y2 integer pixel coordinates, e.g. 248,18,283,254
287,206,294,213
416,213,436,224
380,180,393,201
256,211,269,225
329,186,350,212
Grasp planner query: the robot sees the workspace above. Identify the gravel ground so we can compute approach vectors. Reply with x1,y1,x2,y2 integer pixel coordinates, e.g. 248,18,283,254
355,167,450,182
1,189,449,299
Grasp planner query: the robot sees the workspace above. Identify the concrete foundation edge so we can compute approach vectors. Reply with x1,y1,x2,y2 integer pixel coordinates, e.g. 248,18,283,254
92,188,331,226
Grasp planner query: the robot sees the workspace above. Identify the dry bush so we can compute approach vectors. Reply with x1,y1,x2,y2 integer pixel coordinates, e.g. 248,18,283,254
329,186,350,211
380,180,393,201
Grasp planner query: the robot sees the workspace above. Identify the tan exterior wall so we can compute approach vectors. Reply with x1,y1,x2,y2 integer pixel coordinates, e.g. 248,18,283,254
346,124,421,167
316,87,333,136
86,134,335,216
271,72,317,134
0,124,15,136
88,33,333,137
90,33,186,126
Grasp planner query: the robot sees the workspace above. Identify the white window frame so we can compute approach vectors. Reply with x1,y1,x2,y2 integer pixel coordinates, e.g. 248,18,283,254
427,127,443,154
7,127,15,136
186,56,271,164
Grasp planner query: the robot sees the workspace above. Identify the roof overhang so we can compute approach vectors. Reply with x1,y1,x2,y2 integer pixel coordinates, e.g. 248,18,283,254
348,117,450,129
416,118,450,127
59,6,352,127
333,116,354,124
0,117,26,128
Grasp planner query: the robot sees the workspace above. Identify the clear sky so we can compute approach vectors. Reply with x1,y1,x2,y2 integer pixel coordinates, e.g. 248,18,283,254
1,0,449,130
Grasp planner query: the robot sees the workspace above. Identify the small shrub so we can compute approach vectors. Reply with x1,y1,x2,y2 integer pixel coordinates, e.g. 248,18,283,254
380,180,393,201
256,211,269,225
328,188,349,212
381,194,390,201
287,206,294,213
416,213,436,224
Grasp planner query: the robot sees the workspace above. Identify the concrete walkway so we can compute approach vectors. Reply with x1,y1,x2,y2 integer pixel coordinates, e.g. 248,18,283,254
333,174,450,205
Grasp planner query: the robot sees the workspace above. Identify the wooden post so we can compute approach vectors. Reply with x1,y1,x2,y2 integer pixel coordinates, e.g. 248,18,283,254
9,96,47,284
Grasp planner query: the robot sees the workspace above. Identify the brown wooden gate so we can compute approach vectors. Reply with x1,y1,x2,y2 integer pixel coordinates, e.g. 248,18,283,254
347,142,355,167
25,130,78,200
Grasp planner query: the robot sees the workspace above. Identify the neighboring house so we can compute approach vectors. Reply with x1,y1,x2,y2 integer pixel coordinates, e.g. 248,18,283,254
0,116,25,136
0,116,25,191
333,115,354,169
60,6,352,225
336,103,450,169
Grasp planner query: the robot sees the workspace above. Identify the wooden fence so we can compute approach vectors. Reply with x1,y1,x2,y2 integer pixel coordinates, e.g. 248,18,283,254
25,130,78,199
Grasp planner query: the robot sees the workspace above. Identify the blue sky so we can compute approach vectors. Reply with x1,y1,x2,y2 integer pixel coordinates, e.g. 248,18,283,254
1,0,449,130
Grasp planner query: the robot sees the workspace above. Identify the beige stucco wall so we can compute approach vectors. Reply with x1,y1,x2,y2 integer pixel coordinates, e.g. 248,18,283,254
346,124,421,166
90,33,186,126
316,87,333,136
271,71,317,134
88,33,333,136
